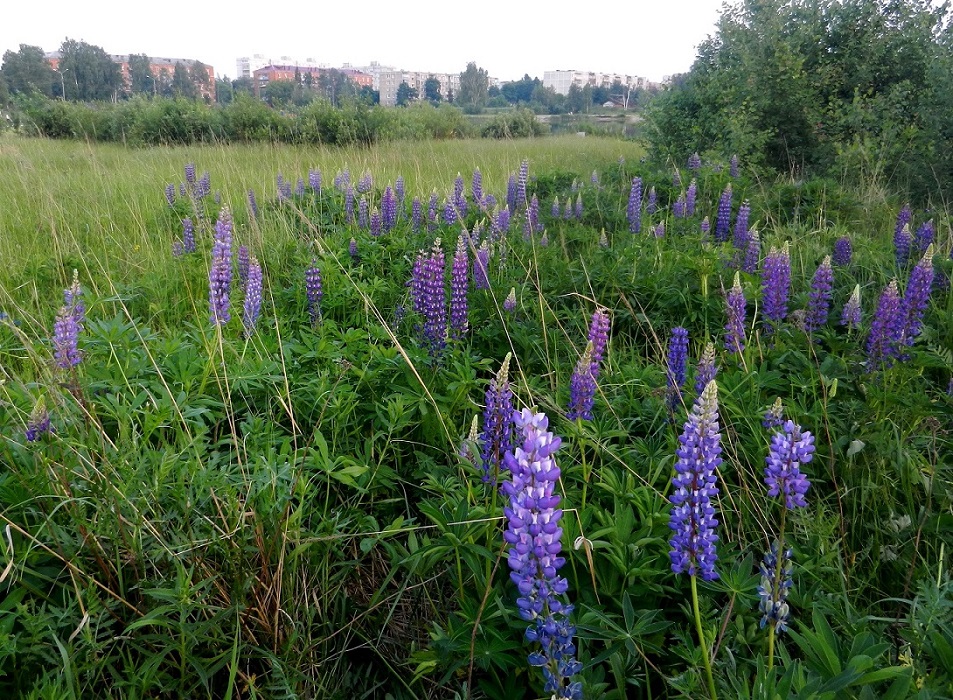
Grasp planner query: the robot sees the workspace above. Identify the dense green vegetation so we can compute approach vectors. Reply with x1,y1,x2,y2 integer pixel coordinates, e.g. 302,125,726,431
1,133,951,698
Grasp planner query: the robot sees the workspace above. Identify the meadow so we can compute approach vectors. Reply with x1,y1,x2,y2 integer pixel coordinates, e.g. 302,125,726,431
0,133,951,699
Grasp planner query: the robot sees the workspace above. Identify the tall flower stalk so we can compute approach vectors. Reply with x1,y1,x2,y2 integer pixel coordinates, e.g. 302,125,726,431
761,243,791,333
480,354,514,484
209,207,233,326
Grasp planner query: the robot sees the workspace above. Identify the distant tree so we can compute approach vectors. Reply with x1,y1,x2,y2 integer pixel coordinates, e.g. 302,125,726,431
488,84,501,98
0,73,8,105
215,77,234,104
457,62,489,113
395,81,417,106
566,84,585,113
189,61,211,100
501,74,539,104
265,79,295,107
424,75,442,104
317,69,358,106
1,44,55,97
171,62,197,99
591,84,610,105
232,76,255,98
358,85,379,105
128,54,155,96
446,86,453,103
530,84,563,114
304,71,313,88
57,38,123,101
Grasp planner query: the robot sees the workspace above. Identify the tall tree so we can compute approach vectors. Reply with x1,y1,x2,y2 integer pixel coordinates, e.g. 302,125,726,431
189,61,211,100
1,44,55,97
395,81,417,106
215,77,234,104
424,75,442,104
171,62,197,99
457,62,489,113
57,39,123,101
501,74,539,104
128,54,155,96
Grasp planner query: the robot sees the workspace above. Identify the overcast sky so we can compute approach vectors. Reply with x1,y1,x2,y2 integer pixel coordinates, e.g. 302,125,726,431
2,0,726,83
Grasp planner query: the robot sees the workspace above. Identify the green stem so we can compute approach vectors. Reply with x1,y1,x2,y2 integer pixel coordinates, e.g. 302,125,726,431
691,575,718,700
579,424,590,511
767,512,787,674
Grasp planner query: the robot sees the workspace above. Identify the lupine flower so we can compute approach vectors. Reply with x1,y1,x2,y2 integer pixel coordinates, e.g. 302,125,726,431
480,353,514,483
242,257,263,336
900,245,934,346
673,196,686,219
309,168,322,192
165,184,176,207
503,408,582,700
733,200,751,252
277,174,292,201
701,216,711,238
551,197,560,219
410,251,427,317
474,240,490,290
688,152,701,171
496,207,511,238
567,343,597,421
184,162,196,184
654,221,665,238
715,185,733,243
730,154,739,178
64,271,84,327
172,241,184,257
529,195,542,232
209,207,233,325
25,400,52,442
805,256,834,332
504,288,517,313
948,377,953,396
672,169,682,188
345,186,355,222
540,232,550,247
182,218,196,254
686,179,697,217
627,177,642,233
765,419,813,509
449,235,469,339
349,238,359,262
591,169,600,187
895,223,912,268
669,380,722,581
395,176,405,204
295,178,305,197
453,173,467,217
516,160,529,210
306,260,322,325
762,398,784,428
694,342,717,397
647,186,657,215
238,245,250,285
358,197,369,229
725,272,746,354
247,189,259,219
562,198,572,220
442,199,456,226
53,305,81,369
743,229,760,274
485,193,497,211
761,243,791,332
666,326,690,409
357,170,372,194
179,183,187,197
507,174,518,213
422,240,447,358
758,541,794,632
895,204,912,253
382,186,397,232
866,279,903,368
370,208,382,237
841,284,861,330
587,308,611,378
574,193,583,220
914,220,934,253
411,196,422,234
832,236,851,266
471,168,483,207
460,415,480,461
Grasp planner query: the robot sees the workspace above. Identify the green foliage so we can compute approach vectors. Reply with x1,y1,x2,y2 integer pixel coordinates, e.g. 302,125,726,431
0,44,55,98
56,38,124,102
395,81,418,107
457,62,489,114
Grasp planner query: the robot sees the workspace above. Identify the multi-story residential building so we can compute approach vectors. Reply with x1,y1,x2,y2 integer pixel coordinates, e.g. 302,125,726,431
237,54,325,80
378,70,462,106
252,64,373,97
45,51,215,100
543,69,648,95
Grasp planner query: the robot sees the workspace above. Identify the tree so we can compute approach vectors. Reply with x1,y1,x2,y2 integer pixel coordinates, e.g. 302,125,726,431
264,79,295,107
56,39,123,101
457,62,489,113
232,77,255,98
566,83,585,113
215,77,234,104
501,74,539,104
1,44,55,97
424,75,442,104
395,81,417,106
189,61,211,100
171,62,197,99
128,54,155,96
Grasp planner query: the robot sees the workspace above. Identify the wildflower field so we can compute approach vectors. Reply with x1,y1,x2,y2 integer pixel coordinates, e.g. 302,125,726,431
1,134,952,699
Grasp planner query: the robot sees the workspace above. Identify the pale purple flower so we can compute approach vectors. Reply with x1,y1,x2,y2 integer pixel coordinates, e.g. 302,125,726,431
840,285,861,330
627,177,642,233
725,272,746,354
242,257,263,336
764,419,813,509
449,234,469,339
761,243,791,332
481,354,514,483
306,260,323,325
805,256,834,332
833,236,851,267
715,185,733,243
209,207,233,325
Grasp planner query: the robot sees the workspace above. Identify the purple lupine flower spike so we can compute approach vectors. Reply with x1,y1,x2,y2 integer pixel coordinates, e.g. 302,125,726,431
627,177,642,233
295,178,305,197
480,353,514,483
700,216,711,238
567,343,597,421
730,154,739,178
805,255,834,332
865,279,903,368
165,184,176,207
247,189,259,219
686,179,697,217
574,192,583,220
725,272,747,354
503,408,582,699
759,541,794,632
242,257,263,336
915,220,934,253
895,223,912,268
449,234,469,339
765,419,814,509
900,245,934,347
551,197,560,219
647,186,657,215
370,208,382,237
743,229,761,274
516,159,529,210
504,288,517,313
762,398,784,429
666,326,690,409
832,236,851,266
349,238,359,262
238,245,250,285
382,186,397,232
182,218,195,254
507,174,518,213
453,173,467,218
714,185,733,243
209,207,233,325
732,200,751,252
474,240,490,290
309,168,322,192
53,305,81,369
669,380,722,581
694,342,717,397
395,176,405,204
26,399,52,442
688,152,701,172
411,196,423,234
184,163,196,184
345,186,355,222
841,284,861,330
358,196,369,229
588,308,611,378
422,239,447,358
761,243,791,333
471,168,483,207
306,260,323,325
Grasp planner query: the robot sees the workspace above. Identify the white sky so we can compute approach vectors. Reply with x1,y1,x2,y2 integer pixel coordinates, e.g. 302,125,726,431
2,0,726,83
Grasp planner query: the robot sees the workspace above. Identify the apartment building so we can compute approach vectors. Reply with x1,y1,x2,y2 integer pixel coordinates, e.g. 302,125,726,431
542,70,649,95
378,70,461,106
